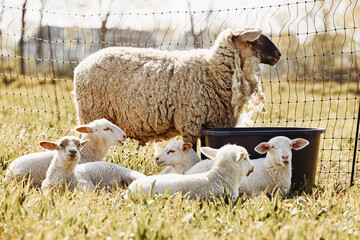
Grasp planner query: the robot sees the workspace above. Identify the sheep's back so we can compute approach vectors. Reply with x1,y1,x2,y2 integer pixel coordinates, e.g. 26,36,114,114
6,151,54,187
75,162,145,189
74,46,232,143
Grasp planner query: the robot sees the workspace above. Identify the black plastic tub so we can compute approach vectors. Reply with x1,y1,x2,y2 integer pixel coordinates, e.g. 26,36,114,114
201,127,326,188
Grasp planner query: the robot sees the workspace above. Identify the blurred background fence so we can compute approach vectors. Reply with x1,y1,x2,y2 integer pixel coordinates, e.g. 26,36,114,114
1,0,360,186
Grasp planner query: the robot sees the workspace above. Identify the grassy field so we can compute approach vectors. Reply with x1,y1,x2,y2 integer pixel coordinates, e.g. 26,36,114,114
1,75,360,239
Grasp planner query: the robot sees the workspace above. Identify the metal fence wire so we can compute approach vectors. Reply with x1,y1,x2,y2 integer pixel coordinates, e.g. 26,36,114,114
0,0,359,186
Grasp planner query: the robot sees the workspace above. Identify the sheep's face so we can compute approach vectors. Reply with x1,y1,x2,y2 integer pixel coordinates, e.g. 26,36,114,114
75,118,127,147
232,28,281,66
233,150,254,178
39,136,89,163
155,141,192,167
255,136,309,167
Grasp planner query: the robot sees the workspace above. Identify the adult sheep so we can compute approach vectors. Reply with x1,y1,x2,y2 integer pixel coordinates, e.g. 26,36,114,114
74,28,281,145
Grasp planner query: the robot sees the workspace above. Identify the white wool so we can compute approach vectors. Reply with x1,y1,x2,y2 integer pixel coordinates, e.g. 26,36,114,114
5,119,127,187
155,141,201,175
128,144,254,202
238,136,309,197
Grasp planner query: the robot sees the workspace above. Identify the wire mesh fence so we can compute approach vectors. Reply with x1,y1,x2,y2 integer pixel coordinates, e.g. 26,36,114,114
0,0,359,186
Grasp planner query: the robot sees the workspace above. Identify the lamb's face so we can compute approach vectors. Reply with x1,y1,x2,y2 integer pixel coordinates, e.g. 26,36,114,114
39,136,89,164
267,137,294,167
155,141,192,167
76,118,127,147
232,28,281,66
58,138,82,162
255,136,309,168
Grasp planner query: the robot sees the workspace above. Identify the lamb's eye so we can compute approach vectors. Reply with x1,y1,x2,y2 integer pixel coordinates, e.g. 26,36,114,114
271,146,275,149
104,127,113,132
167,150,175,154
60,144,65,148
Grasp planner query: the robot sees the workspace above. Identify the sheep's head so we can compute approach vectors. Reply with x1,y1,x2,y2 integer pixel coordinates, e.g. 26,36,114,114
39,136,89,163
75,118,127,147
231,28,281,66
155,141,193,167
201,144,254,178
255,136,309,167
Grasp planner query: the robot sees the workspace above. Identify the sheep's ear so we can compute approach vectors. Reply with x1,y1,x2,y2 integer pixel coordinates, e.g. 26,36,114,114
235,151,247,162
234,28,262,42
75,126,93,133
292,138,309,150
254,142,270,154
39,141,59,151
80,139,89,149
200,147,218,159
180,143,193,152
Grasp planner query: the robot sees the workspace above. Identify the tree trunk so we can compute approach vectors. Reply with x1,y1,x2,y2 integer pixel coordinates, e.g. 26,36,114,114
20,0,27,74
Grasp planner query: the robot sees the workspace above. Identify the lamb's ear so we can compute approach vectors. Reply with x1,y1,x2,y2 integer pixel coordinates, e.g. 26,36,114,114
180,143,193,152
234,28,262,42
200,147,218,159
39,141,59,151
75,125,93,134
235,151,247,162
79,139,89,149
254,142,270,154
292,138,309,150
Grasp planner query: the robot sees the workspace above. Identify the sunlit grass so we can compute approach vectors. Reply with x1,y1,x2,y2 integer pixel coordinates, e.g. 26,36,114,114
0,177,359,239
1,74,360,239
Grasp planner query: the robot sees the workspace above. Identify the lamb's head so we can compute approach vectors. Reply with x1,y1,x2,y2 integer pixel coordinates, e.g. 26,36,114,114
201,144,254,178
255,136,309,167
75,118,127,147
39,136,89,163
231,28,281,66
155,141,193,167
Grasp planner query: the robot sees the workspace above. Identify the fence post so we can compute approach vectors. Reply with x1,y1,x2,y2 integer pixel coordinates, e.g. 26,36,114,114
350,99,360,186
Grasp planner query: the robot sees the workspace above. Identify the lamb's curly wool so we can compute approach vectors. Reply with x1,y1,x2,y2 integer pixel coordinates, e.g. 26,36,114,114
74,28,280,145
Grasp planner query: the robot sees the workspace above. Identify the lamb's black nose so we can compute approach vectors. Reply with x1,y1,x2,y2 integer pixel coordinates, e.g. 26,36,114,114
69,150,77,156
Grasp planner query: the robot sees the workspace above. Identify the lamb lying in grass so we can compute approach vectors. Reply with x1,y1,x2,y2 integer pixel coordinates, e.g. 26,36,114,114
40,136,89,190
129,144,254,201
75,162,146,191
155,141,201,174
201,136,309,197
41,136,145,191
5,118,127,187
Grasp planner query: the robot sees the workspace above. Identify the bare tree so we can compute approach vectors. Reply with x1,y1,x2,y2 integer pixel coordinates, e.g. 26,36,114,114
99,0,114,49
19,0,27,74
36,0,45,65
186,0,214,49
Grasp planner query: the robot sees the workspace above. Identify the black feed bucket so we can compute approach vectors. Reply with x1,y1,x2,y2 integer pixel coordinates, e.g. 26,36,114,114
201,127,325,189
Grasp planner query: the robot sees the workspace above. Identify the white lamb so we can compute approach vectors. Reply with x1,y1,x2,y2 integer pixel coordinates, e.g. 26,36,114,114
128,144,254,202
74,28,281,147
5,118,127,187
41,136,146,191
155,141,201,174
200,136,309,197
41,136,89,190
75,162,146,190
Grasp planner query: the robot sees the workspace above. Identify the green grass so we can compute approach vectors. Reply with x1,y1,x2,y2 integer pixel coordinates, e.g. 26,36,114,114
1,75,360,239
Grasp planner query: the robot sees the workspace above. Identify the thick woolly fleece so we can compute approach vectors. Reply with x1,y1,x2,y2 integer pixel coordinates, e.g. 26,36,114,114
74,28,264,145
